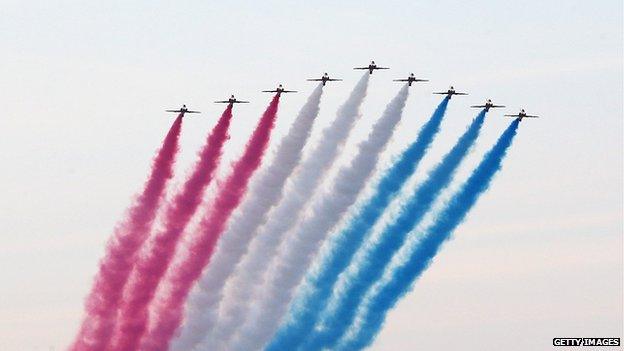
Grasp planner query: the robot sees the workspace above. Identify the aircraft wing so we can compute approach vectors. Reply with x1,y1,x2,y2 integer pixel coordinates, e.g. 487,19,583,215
353,67,369,70
282,90,297,93
491,105,505,108
393,79,409,82
215,101,230,103
235,101,250,103
505,114,538,119
433,92,449,95
307,78,323,81
376,67,390,70
454,92,468,95
470,105,487,108
327,78,342,81
186,110,201,113
165,109,182,112
262,90,278,93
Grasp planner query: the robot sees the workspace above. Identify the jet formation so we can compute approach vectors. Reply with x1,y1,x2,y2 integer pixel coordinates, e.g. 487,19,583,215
167,60,540,121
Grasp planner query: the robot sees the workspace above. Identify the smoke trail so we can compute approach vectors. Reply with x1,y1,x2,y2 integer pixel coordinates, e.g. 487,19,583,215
109,106,233,351
267,98,451,351
339,119,520,350
199,74,369,349
138,95,281,351
227,84,409,351
70,116,183,351
170,86,323,351
303,110,487,350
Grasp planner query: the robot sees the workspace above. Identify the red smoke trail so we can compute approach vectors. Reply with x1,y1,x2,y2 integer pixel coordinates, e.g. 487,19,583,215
70,116,183,351
110,105,234,351
139,94,281,351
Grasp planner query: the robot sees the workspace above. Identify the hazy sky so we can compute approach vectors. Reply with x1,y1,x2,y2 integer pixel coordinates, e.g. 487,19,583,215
0,1,622,350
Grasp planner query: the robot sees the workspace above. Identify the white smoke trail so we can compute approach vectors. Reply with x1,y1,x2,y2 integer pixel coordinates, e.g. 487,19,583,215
170,85,324,351
226,84,410,351
199,74,370,350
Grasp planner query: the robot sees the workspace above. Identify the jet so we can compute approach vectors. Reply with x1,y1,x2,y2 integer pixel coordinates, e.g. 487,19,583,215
262,84,297,94
215,95,250,104
307,73,342,86
433,86,468,98
165,105,200,117
505,109,539,121
393,73,428,86
470,99,505,112
354,60,389,74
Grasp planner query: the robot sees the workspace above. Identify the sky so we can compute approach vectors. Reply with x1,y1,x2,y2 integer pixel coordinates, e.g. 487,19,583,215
0,1,622,350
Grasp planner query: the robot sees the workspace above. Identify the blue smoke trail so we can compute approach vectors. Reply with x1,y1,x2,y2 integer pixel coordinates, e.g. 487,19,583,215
301,110,488,350
339,119,520,351
266,98,450,351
